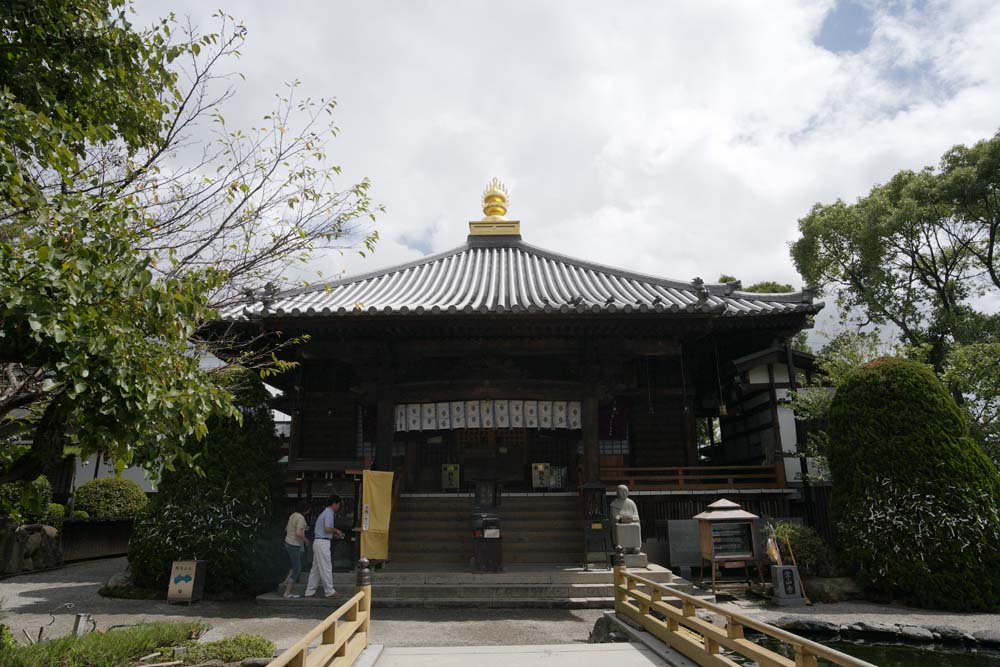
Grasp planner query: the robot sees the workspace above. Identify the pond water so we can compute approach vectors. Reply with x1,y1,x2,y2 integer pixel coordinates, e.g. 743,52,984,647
736,638,1000,667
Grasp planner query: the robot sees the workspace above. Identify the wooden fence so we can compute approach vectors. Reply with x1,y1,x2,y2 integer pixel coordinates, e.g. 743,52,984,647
601,465,783,490
267,559,372,667
613,548,876,667
61,519,133,562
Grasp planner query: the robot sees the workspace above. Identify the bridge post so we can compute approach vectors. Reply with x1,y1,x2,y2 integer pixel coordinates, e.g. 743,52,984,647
357,558,372,647
612,545,625,609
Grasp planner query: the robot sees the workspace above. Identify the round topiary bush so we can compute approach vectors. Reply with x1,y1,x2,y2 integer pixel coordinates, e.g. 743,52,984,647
129,370,284,595
74,477,148,519
828,357,1000,610
46,503,66,525
72,510,89,519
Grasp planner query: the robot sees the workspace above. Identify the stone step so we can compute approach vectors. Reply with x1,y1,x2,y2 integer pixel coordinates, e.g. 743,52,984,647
291,565,679,586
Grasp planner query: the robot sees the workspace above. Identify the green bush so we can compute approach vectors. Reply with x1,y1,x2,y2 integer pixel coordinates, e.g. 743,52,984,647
181,634,275,663
0,624,15,652
0,475,52,523
74,477,147,519
772,521,836,577
129,370,284,595
72,510,89,519
46,502,66,525
827,357,1000,611
0,622,205,667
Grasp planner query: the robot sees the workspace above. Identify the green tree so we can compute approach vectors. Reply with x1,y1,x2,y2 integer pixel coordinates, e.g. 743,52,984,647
129,371,284,595
938,131,1000,291
1,2,379,484
0,0,236,483
717,275,795,293
791,155,981,371
827,357,1000,610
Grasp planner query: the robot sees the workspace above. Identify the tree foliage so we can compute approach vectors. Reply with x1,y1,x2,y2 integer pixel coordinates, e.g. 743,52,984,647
1,1,379,484
791,132,1000,456
129,370,284,595
827,357,1000,610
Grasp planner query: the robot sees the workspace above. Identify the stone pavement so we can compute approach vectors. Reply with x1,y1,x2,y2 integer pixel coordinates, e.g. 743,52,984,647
0,558,603,649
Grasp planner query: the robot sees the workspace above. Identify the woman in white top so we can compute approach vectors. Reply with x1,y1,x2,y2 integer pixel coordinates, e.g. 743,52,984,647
282,502,309,598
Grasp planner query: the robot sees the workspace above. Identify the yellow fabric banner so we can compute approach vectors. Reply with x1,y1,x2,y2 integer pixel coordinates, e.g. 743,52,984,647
360,470,394,560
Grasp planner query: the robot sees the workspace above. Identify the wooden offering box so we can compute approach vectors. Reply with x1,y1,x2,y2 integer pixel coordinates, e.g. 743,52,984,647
693,498,759,592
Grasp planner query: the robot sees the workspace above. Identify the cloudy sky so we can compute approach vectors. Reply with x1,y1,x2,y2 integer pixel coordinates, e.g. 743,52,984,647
136,0,1000,315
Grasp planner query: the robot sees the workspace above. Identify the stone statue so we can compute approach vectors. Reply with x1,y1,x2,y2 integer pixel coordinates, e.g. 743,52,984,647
610,484,642,555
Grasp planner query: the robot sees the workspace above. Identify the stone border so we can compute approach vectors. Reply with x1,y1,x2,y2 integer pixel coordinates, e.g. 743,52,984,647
771,617,999,648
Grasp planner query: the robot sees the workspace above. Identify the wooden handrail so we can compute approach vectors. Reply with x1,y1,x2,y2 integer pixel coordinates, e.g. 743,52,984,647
612,548,877,667
268,559,373,667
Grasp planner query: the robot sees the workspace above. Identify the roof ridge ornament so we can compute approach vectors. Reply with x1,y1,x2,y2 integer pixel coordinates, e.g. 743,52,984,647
469,178,521,238
482,177,509,219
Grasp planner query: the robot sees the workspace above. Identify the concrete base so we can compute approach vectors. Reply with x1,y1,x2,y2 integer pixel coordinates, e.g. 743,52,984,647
258,563,711,609
623,553,648,568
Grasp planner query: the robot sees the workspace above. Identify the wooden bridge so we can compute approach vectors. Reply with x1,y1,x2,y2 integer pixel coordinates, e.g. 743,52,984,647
267,552,878,667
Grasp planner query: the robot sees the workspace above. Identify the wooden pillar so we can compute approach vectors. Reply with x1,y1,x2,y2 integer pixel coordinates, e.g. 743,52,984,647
374,396,394,472
583,395,600,483
766,363,782,466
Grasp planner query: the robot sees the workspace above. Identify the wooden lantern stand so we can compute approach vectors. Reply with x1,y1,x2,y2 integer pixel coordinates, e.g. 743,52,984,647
693,498,760,593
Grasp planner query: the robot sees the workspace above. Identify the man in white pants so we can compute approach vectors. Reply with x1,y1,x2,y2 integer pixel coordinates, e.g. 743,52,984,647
305,495,343,598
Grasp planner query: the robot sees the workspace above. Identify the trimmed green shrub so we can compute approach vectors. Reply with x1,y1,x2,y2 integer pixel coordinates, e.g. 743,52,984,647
0,624,15,652
74,478,148,519
72,510,89,519
181,634,275,663
46,502,66,525
0,475,52,523
828,357,1000,610
129,370,284,595
773,521,836,577
0,621,205,667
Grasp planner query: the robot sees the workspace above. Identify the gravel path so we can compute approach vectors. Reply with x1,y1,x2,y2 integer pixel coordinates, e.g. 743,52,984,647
0,558,603,650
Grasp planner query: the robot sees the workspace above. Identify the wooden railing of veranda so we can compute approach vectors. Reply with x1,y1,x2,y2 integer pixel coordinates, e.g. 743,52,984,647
612,547,877,667
267,558,372,667
601,464,785,491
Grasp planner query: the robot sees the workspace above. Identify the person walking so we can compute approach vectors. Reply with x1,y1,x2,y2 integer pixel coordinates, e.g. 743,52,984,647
281,502,309,599
304,494,343,598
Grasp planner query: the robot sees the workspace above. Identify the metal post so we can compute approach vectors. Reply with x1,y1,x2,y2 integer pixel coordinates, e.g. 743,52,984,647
357,557,372,646
71,613,90,636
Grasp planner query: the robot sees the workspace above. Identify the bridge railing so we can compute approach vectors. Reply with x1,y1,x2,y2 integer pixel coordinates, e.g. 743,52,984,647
612,548,876,667
267,558,372,667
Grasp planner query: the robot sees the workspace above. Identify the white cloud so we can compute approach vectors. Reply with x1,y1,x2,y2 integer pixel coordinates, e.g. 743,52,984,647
134,0,1000,295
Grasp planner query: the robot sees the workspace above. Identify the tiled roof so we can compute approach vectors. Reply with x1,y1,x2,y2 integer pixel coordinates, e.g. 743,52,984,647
223,237,820,320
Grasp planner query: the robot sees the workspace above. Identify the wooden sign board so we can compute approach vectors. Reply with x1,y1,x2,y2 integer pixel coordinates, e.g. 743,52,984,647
167,560,207,604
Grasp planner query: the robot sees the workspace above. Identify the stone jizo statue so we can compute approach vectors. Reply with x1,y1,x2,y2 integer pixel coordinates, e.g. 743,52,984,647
610,484,642,554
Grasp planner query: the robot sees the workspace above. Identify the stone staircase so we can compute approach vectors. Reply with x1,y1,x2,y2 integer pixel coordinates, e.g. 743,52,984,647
261,563,713,609
388,495,472,565
387,494,584,566
498,495,582,564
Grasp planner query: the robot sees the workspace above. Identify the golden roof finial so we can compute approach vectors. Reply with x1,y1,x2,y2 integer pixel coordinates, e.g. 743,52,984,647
469,177,520,237
481,177,509,220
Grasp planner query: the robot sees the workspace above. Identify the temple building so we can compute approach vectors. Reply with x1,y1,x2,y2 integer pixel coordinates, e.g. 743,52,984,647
222,180,823,566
